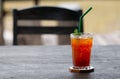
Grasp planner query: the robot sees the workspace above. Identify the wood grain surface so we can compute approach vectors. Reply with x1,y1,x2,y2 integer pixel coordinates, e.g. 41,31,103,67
0,45,120,79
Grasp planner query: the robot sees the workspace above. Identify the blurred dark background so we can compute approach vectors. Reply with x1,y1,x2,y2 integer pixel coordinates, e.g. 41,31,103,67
0,0,120,45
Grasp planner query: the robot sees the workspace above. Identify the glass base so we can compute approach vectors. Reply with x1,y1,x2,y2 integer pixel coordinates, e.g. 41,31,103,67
69,66,94,73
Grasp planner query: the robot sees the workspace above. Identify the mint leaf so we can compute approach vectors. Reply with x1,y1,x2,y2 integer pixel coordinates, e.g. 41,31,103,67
73,29,81,35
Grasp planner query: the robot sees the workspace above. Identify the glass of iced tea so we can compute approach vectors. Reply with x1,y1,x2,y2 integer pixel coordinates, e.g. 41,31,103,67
69,33,94,72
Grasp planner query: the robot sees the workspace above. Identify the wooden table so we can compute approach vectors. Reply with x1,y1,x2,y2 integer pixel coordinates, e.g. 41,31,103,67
0,45,120,79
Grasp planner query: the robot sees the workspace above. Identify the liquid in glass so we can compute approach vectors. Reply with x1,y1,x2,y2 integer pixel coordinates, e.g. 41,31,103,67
71,33,93,67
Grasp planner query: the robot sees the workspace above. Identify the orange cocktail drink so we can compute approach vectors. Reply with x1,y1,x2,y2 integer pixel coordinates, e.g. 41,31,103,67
71,33,93,67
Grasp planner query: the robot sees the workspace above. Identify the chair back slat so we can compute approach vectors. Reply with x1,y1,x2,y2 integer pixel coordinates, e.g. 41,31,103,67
17,27,76,34
17,7,81,20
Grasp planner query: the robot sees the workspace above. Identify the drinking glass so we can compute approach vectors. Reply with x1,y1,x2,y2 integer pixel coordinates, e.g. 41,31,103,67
69,33,94,72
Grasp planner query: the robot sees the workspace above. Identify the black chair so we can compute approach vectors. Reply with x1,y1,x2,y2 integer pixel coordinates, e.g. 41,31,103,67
13,6,83,45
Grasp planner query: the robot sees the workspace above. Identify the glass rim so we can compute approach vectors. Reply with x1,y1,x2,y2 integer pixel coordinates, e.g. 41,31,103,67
70,32,93,38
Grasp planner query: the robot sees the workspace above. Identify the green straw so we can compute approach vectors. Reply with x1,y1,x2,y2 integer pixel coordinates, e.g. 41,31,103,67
78,7,92,33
